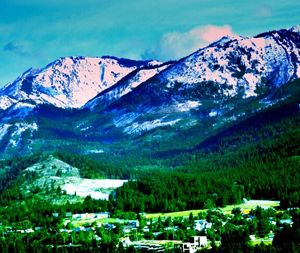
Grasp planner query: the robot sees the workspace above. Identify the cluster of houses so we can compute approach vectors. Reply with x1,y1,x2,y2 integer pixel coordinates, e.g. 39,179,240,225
121,237,165,253
1,207,297,253
55,209,295,252
53,211,110,220
120,236,208,253
72,212,110,220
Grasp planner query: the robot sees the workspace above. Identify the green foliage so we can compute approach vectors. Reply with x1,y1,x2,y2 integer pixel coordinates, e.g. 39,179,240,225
220,224,250,252
107,100,300,213
53,152,132,179
0,153,44,192
273,210,300,252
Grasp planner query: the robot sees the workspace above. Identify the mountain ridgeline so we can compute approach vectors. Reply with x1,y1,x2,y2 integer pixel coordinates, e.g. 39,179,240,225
0,26,299,158
0,26,299,210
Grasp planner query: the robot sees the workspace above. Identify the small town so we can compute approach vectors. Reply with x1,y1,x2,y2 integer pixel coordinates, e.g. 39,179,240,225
0,200,298,252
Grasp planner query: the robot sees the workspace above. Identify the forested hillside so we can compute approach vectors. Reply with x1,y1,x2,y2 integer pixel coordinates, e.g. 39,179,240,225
111,96,300,212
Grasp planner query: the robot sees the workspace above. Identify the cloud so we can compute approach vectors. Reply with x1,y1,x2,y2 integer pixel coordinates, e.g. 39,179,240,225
142,24,236,61
3,41,30,56
255,5,272,17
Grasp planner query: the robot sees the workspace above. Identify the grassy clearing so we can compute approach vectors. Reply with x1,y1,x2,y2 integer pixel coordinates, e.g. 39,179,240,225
66,200,280,227
249,238,273,246
145,200,280,219
146,209,207,219
70,217,130,227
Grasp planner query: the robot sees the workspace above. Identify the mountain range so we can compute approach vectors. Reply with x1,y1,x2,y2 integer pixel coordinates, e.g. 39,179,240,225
0,26,299,159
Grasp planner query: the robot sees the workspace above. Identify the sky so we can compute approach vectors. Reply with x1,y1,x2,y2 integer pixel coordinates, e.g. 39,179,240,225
0,0,300,87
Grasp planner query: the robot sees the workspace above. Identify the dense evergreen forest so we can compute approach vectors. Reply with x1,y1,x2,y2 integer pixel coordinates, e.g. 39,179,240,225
112,118,300,212
1,98,299,217
52,101,300,213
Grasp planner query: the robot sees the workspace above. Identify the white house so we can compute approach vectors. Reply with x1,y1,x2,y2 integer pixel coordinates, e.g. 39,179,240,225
72,212,110,220
195,236,208,247
182,236,208,253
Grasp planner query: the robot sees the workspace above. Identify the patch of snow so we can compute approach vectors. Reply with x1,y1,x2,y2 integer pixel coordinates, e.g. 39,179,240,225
243,73,260,98
2,102,37,121
124,118,181,134
86,149,104,154
0,96,17,110
210,35,245,47
147,60,163,66
127,65,169,90
13,102,36,110
80,126,91,132
9,122,38,147
209,111,218,117
176,101,201,112
9,139,17,147
0,124,11,141
184,119,198,127
113,112,140,128
62,179,127,200
289,25,300,33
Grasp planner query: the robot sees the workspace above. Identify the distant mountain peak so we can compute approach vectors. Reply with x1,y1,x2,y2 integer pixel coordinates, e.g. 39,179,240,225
0,56,160,110
208,34,246,48
159,26,300,97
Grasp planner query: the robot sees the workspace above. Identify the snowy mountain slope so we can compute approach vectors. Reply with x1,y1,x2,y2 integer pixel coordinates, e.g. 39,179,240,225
0,56,157,110
85,62,171,110
100,27,300,134
159,27,300,98
0,121,38,157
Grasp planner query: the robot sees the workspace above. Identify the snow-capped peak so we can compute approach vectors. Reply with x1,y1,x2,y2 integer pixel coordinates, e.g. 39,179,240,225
0,56,155,110
158,27,300,99
208,34,246,47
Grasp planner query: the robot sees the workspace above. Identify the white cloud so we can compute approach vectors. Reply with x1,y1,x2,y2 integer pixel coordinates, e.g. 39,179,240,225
143,24,236,61
255,5,272,17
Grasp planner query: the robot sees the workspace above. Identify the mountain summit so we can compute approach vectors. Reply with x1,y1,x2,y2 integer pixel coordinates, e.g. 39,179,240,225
0,56,161,110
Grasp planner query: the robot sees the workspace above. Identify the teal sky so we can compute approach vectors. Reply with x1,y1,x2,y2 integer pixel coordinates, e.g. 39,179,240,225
0,0,299,86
